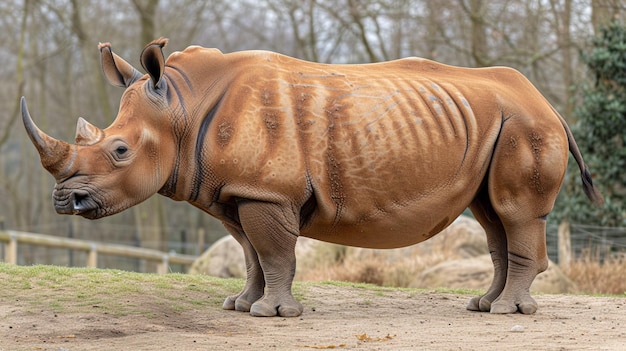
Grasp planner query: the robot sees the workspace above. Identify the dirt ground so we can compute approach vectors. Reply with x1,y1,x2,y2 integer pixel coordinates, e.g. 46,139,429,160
1,283,625,351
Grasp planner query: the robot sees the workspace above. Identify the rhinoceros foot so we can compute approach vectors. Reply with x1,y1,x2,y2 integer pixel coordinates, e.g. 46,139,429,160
222,295,253,312
467,289,538,314
222,296,236,310
250,295,303,317
466,288,504,312
222,290,263,312
466,296,492,312
490,295,538,315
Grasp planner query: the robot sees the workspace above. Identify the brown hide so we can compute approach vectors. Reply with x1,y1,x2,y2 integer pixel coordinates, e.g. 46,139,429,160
153,46,600,248
23,39,602,317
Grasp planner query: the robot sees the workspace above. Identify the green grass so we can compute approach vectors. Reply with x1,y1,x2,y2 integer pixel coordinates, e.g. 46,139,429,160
0,263,244,317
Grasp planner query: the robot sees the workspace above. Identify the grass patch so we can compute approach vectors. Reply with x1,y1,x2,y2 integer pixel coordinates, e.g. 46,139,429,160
0,263,243,318
433,287,485,296
0,263,481,320
5,257,621,322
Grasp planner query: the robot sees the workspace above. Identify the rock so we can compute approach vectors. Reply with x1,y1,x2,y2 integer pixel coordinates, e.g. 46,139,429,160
510,325,525,332
188,236,246,278
412,255,493,290
189,235,345,280
412,215,489,259
413,254,578,293
293,238,346,280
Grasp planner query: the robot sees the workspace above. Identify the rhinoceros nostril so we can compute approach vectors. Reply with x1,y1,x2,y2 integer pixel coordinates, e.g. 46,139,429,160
72,191,90,212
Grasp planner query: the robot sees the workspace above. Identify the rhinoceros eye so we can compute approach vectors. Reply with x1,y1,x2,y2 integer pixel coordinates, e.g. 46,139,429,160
111,141,131,162
115,146,128,155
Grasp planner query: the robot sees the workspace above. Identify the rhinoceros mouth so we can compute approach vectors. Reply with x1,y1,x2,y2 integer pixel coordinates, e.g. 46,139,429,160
53,187,102,219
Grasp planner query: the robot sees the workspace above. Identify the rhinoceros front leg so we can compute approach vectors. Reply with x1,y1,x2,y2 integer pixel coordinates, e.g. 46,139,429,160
237,200,303,317
222,224,265,312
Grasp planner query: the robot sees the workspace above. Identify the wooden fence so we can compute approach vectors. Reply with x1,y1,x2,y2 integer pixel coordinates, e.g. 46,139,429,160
0,230,198,274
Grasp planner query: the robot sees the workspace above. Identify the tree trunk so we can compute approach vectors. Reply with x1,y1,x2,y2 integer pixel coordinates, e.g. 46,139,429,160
592,0,620,35
132,0,160,46
549,0,574,121
465,0,489,67
348,0,380,62
70,0,112,123
0,0,28,148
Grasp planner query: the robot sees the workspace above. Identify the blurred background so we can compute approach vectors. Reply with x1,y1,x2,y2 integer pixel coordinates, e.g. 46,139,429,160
0,0,624,273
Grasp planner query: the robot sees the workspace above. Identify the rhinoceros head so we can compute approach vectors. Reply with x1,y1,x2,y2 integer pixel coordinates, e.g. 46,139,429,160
22,39,176,219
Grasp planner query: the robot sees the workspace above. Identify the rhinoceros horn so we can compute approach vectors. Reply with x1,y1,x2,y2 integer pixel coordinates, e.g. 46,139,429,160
75,117,104,146
21,97,73,177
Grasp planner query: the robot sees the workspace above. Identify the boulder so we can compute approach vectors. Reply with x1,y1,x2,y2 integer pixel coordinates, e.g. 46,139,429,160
413,254,578,293
188,235,246,278
189,235,345,280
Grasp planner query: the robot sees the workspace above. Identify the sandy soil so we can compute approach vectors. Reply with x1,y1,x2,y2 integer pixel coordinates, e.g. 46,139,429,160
1,284,625,350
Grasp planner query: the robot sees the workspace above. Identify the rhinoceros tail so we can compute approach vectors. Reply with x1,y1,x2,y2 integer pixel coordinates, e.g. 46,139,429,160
554,107,604,206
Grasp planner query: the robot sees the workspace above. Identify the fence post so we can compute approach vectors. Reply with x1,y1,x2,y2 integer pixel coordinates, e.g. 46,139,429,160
157,255,169,274
7,233,17,264
0,221,4,262
68,220,74,266
197,228,205,256
558,220,572,269
87,243,98,268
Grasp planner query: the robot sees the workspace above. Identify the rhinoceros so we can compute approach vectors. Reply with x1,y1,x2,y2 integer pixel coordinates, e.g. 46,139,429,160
22,38,602,317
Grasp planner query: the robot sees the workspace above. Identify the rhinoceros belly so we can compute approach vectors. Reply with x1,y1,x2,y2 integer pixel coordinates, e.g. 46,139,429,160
288,73,502,248
300,167,485,249
299,116,499,249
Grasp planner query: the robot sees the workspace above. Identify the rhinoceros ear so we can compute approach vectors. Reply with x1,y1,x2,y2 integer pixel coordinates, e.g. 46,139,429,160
140,38,168,90
99,42,143,88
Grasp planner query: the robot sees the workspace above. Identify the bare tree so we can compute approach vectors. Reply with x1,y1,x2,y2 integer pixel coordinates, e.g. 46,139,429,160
70,0,114,122
461,0,490,67
132,0,159,46
0,0,28,148
592,0,624,33
549,0,575,120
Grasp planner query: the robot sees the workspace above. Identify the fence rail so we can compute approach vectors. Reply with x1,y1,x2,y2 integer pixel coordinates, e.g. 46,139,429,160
0,230,198,274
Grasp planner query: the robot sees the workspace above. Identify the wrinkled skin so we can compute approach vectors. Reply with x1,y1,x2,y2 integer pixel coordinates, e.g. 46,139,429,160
22,38,603,318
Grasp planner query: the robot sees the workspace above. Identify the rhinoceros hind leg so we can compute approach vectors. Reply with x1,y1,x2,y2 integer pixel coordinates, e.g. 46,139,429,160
488,218,548,315
467,188,508,312
480,124,562,314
